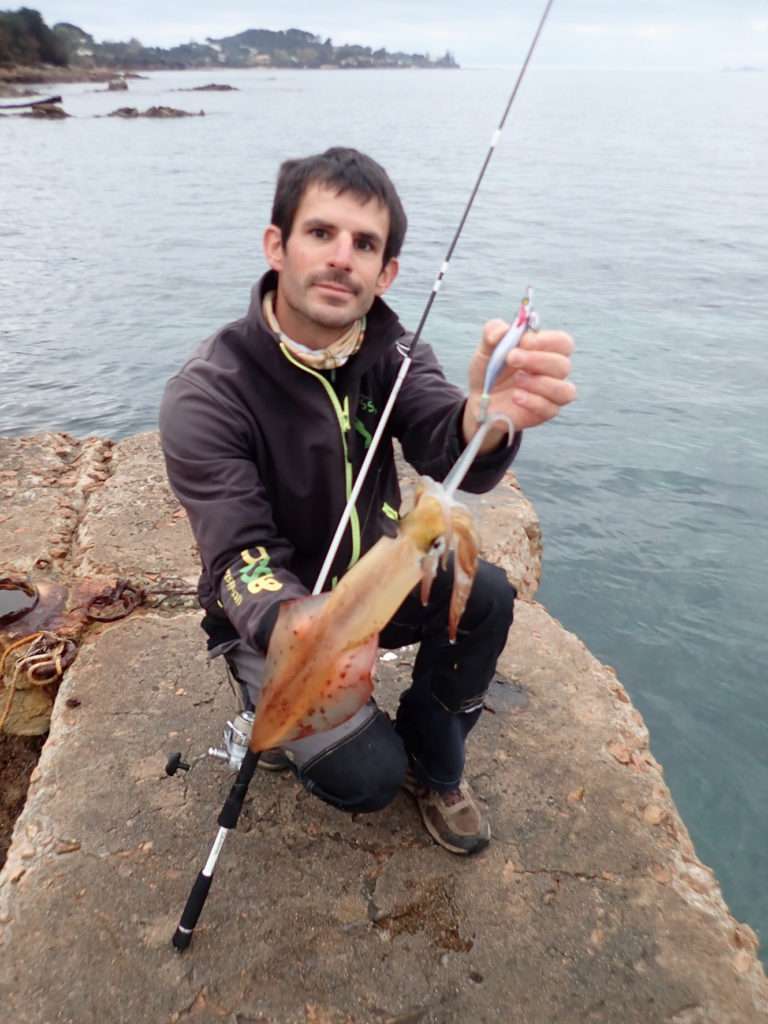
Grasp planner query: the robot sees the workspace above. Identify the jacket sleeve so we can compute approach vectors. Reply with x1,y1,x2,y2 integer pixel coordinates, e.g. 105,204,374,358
387,341,521,493
159,371,307,651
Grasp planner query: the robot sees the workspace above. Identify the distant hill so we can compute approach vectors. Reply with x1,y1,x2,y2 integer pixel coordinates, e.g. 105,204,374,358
202,28,458,69
0,10,458,70
0,7,67,66
50,22,222,69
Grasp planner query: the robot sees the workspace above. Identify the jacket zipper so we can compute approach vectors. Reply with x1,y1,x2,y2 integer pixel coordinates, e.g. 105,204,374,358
279,343,361,573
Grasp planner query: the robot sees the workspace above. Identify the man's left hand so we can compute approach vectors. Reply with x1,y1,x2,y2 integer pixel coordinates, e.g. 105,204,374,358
462,321,576,448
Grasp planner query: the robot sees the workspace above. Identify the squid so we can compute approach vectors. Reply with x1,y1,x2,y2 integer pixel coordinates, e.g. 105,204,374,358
249,414,514,754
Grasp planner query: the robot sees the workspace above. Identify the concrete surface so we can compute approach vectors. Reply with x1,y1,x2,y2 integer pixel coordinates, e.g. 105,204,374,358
0,432,766,1023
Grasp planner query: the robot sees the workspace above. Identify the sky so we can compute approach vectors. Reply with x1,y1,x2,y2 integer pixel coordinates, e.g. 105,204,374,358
32,1,768,70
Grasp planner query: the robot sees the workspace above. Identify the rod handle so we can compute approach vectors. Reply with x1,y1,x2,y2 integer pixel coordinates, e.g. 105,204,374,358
172,870,213,951
218,748,259,829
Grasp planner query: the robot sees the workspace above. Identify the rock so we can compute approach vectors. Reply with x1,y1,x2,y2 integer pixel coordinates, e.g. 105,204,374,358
54,838,80,855
107,80,128,91
107,105,204,119
734,949,755,974
607,739,632,764
643,803,666,825
20,103,69,119
0,683,54,737
144,106,204,118
177,83,238,92
0,65,135,85
733,922,760,952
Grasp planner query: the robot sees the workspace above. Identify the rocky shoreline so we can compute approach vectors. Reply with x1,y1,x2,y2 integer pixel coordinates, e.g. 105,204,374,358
0,55,453,99
0,64,140,82
0,431,766,1022
0,64,140,97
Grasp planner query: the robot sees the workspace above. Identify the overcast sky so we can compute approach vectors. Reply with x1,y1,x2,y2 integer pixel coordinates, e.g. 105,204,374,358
34,2,768,69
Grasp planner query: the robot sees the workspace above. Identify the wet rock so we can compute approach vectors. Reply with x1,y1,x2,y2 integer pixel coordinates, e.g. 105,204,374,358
20,103,69,119
146,105,204,118
107,105,205,119
176,83,238,92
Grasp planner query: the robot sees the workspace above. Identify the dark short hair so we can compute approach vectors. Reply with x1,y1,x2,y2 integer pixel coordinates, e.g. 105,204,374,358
271,147,407,265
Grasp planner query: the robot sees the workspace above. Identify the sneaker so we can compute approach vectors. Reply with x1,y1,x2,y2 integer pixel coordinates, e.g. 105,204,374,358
402,768,491,855
256,747,291,772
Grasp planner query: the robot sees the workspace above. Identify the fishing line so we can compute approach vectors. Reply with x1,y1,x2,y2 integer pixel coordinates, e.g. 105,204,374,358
314,0,556,595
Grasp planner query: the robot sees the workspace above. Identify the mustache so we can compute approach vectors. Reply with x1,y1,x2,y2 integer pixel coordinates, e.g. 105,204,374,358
310,270,360,295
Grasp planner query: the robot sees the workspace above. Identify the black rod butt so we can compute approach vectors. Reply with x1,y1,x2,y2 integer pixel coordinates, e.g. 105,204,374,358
171,870,213,951
172,925,193,952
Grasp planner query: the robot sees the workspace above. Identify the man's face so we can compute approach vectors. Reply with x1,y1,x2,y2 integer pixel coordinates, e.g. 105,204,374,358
263,183,399,348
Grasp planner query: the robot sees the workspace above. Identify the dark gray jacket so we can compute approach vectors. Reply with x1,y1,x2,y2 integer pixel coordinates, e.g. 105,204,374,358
159,271,520,651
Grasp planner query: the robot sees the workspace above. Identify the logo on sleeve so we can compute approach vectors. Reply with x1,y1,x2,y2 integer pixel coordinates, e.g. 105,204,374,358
224,547,283,606
238,547,283,595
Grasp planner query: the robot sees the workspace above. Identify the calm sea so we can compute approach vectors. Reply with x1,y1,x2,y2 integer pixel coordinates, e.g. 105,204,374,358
1,67,766,954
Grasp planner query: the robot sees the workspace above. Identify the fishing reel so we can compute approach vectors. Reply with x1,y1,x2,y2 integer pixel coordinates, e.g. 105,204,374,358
165,654,261,779
208,710,255,769
165,709,254,777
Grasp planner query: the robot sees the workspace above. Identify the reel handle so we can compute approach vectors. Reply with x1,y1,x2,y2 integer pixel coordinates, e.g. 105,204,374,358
165,752,190,776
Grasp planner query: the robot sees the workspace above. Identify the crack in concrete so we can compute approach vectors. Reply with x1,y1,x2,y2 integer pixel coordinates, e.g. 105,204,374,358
326,832,402,856
361,871,384,923
501,859,627,884
170,986,210,1022
281,820,417,859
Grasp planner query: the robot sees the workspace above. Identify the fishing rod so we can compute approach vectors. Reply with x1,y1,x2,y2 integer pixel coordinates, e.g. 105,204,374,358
313,0,556,596
168,0,556,952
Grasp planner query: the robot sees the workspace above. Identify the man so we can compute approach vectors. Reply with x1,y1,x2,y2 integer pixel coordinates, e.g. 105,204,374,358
160,147,575,855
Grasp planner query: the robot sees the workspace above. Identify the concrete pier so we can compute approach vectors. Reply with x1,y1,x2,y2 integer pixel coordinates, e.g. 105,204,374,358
1,432,766,1023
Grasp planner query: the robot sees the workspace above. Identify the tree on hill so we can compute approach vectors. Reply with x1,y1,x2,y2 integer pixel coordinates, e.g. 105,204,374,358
1,9,459,71
0,6,68,66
